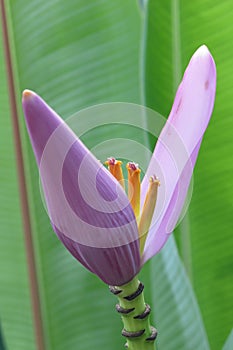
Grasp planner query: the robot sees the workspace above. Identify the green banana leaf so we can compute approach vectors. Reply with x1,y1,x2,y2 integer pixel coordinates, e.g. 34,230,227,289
222,330,233,350
0,324,6,350
143,1,233,349
0,16,36,350
147,237,210,350
0,1,141,349
0,1,232,350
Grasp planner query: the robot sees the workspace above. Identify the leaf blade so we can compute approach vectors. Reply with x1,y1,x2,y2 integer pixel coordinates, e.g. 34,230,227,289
4,1,141,349
148,237,210,350
222,330,233,350
142,1,233,348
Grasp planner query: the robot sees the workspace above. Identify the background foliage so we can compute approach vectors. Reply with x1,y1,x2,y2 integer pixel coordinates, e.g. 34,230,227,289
0,1,232,349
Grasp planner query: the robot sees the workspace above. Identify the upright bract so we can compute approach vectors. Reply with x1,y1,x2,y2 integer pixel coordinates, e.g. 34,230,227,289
23,91,141,286
141,45,216,263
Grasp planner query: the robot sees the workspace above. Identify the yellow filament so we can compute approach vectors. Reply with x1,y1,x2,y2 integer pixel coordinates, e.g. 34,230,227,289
127,163,141,221
138,176,160,255
105,158,125,189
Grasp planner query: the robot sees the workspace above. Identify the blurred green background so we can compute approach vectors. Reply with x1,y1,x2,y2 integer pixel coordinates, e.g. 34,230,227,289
0,1,232,349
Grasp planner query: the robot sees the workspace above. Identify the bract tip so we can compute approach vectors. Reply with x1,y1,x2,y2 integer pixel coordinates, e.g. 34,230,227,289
193,45,213,61
22,89,35,100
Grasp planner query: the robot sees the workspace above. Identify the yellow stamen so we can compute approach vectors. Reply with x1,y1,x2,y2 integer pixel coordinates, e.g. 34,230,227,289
105,157,125,189
127,162,141,221
138,175,160,255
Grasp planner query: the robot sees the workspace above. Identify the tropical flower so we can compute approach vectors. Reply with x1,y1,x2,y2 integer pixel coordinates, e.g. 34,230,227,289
22,45,216,286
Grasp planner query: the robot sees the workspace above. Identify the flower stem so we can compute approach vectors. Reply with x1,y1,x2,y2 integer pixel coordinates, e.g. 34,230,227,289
110,276,157,350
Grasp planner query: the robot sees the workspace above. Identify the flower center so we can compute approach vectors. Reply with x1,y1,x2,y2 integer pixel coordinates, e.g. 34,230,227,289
105,158,160,255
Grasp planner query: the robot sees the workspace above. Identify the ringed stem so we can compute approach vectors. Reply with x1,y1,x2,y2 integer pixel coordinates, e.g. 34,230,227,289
110,276,157,350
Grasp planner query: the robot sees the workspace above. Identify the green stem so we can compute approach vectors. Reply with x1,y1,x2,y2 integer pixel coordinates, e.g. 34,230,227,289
110,276,157,350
